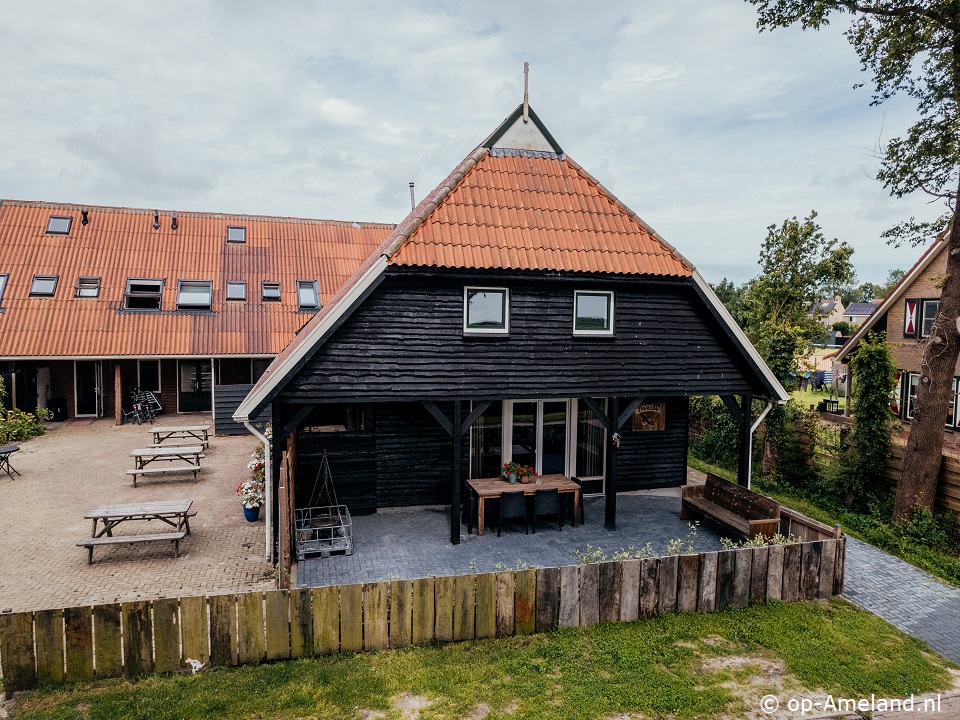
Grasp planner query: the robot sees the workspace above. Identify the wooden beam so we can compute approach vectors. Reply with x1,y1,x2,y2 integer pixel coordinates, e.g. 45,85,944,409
580,397,611,431
450,400,462,545
114,362,122,426
461,401,493,435
605,396,619,530
736,394,752,488
422,401,453,437
616,396,646,430
276,405,313,447
720,395,744,424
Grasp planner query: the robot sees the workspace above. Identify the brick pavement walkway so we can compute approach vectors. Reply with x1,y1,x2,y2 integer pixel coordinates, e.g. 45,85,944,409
843,537,960,664
0,418,274,612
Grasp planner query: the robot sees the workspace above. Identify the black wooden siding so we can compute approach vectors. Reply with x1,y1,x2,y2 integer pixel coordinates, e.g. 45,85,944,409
279,269,766,405
617,396,688,491
214,384,271,435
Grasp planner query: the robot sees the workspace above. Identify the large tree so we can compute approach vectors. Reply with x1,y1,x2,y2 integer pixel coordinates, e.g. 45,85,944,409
749,1,960,521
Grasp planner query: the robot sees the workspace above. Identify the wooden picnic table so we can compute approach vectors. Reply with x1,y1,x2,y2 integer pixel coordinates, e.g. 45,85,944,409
149,424,211,448
128,445,204,486
78,499,195,564
467,474,581,536
0,444,20,481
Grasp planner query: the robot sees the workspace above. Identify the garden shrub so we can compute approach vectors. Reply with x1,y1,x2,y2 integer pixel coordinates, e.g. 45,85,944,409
0,376,50,443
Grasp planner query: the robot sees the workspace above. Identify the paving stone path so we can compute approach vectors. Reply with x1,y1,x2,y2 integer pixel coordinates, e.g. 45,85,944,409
843,537,960,664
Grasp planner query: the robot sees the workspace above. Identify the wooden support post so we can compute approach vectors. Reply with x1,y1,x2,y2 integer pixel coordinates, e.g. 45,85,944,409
114,362,122,425
451,400,462,545
605,396,619,530
736,394,752,488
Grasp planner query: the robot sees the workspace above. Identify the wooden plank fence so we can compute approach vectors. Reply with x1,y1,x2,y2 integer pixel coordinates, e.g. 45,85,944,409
0,536,846,696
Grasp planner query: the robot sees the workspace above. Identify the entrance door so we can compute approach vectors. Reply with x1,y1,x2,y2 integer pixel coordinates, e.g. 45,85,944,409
178,360,212,412
509,400,568,476
75,361,102,417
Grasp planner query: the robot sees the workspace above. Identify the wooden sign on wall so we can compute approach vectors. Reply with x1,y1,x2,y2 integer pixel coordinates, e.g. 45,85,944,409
632,403,666,432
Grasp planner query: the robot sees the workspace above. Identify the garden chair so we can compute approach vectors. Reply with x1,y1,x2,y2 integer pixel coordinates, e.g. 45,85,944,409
533,487,562,533
497,490,529,536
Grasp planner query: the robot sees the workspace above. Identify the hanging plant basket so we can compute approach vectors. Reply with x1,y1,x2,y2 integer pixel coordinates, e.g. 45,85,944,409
295,451,354,559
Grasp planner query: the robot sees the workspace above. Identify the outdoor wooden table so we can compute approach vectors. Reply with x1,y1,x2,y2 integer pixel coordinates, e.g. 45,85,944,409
78,499,195,564
0,444,20,481
467,474,581,536
128,445,205,486
149,424,211,448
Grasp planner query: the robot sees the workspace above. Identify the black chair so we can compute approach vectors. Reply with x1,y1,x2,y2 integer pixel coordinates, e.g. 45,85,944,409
497,490,529,536
533,487,562,533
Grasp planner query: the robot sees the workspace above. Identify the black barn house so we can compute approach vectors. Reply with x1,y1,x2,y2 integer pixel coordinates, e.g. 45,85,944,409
234,105,788,552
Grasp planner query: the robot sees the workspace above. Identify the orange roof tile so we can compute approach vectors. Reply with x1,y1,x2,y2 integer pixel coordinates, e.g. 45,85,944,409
388,150,691,277
0,201,392,358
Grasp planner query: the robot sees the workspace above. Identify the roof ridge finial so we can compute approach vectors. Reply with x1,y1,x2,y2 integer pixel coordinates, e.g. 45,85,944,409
523,62,529,123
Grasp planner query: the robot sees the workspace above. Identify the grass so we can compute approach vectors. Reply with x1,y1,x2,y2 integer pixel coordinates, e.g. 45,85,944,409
687,456,960,588
790,387,844,410
6,600,955,720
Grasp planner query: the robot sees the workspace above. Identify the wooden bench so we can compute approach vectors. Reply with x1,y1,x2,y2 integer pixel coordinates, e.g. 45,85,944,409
681,474,780,540
126,465,203,486
76,531,187,564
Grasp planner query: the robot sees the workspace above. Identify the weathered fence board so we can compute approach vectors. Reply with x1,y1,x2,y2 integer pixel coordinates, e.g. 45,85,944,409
495,572,514,637
64,606,93,683
677,554,699,613
340,584,363,653
579,562,600,626
782,544,802,602
180,595,210,665
434,575,455,643
514,569,536,635
122,601,153,677
453,575,475,642
750,547,768,605
733,549,752,609
818,540,837,601
657,555,679,614
801,542,822,601
364,582,389,651
639,557,659,618
697,552,717,613
35,609,65,685
290,588,313,658
766,545,784,602
209,594,237,667
474,574,496,640
536,567,560,632
237,592,265,664
599,562,621,623
313,586,340,655
0,612,36,695
390,580,413,648
412,577,436,645
153,598,180,673
833,537,846,596
620,559,641,621
559,565,580,627
265,590,290,661
93,604,123,678
716,551,736,611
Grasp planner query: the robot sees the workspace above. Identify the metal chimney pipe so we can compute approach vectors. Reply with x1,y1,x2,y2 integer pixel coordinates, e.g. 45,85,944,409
409,182,416,210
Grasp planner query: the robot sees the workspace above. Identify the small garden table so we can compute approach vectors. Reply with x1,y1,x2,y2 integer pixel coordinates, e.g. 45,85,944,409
0,444,20,480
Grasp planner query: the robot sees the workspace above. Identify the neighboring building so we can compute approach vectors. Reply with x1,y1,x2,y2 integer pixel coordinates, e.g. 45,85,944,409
835,238,957,426
842,301,880,327
234,104,789,550
810,296,845,328
0,201,391,423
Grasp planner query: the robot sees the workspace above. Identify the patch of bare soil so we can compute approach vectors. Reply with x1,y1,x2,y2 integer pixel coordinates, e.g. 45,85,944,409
465,702,490,719
391,693,433,720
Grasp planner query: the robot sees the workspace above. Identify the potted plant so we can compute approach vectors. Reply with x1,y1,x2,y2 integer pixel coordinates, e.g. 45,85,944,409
517,464,537,484
238,442,267,521
502,461,520,483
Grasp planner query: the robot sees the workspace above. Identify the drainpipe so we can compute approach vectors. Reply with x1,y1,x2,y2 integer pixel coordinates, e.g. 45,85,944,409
746,401,774,490
243,420,273,562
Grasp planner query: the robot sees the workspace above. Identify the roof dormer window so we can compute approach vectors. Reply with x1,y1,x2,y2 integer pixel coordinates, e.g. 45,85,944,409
262,281,281,302
124,278,164,311
46,216,72,234
75,276,101,298
30,275,59,297
297,280,320,310
227,226,246,243
177,280,213,310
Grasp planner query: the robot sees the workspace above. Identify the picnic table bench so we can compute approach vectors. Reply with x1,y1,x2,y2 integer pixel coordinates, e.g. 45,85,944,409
77,500,195,564
127,445,205,486
680,473,781,540
0,444,20,480
149,424,211,448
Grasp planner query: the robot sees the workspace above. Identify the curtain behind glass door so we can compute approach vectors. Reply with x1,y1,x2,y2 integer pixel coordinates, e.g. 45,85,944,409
576,398,606,480
512,401,537,470
542,401,567,475
470,402,503,478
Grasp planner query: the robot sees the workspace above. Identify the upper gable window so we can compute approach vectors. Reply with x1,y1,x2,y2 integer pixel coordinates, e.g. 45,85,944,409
177,280,213,310
573,291,614,335
227,226,246,243
297,280,320,310
226,281,246,301
262,281,281,302
124,278,164,311
46,215,73,234
464,287,509,334
0,274,8,308
30,275,59,297
75,276,101,298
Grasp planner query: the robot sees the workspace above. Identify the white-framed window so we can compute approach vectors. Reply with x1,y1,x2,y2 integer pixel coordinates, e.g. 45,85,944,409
573,290,614,335
46,215,72,234
297,280,320,310
463,287,509,333
124,278,164,311
949,377,960,428
227,226,246,243
226,281,246,301
75,276,100,298
262,281,281,301
891,370,903,417
138,360,161,393
921,300,939,338
0,274,7,308
29,275,58,297
906,372,920,420
177,280,213,310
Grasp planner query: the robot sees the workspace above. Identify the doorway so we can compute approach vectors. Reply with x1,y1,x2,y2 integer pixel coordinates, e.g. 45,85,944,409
178,360,212,412
74,361,102,417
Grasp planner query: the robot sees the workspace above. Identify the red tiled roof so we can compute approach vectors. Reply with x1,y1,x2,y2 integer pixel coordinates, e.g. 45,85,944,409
389,150,691,277
0,201,392,358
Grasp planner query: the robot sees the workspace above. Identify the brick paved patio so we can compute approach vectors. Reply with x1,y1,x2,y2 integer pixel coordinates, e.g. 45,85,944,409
0,418,274,612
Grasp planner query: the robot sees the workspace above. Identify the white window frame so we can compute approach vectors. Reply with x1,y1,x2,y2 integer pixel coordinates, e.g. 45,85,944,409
906,372,920,420
261,281,281,302
297,280,320,310
463,286,509,334
921,300,939,338
227,225,246,243
46,215,72,234
29,274,59,297
123,278,165,311
75,276,100,298
0,274,7,308
226,281,246,301
573,290,614,336
137,360,162,394
176,279,213,310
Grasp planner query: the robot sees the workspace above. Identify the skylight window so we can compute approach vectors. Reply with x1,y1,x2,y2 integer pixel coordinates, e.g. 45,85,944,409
227,226,246,243
297,280,320,310
124,278,164,311
262,281,281,301
75,276,101,298
177,280,213,310
0,275,8,308
226,281,246,301
30,275,59,297
46,216,72,234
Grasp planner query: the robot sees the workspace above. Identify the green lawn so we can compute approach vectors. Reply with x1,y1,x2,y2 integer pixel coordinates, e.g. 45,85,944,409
5,600,954,720
791,387,843,410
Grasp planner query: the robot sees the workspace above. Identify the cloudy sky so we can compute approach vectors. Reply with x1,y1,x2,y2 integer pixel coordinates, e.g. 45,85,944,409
0,1,941,284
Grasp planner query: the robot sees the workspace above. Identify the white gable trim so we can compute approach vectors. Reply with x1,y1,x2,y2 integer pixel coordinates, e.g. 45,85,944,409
490,114,557,153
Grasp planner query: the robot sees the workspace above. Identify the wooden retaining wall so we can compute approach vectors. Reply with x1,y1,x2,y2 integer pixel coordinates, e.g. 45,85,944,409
0,537,845,696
